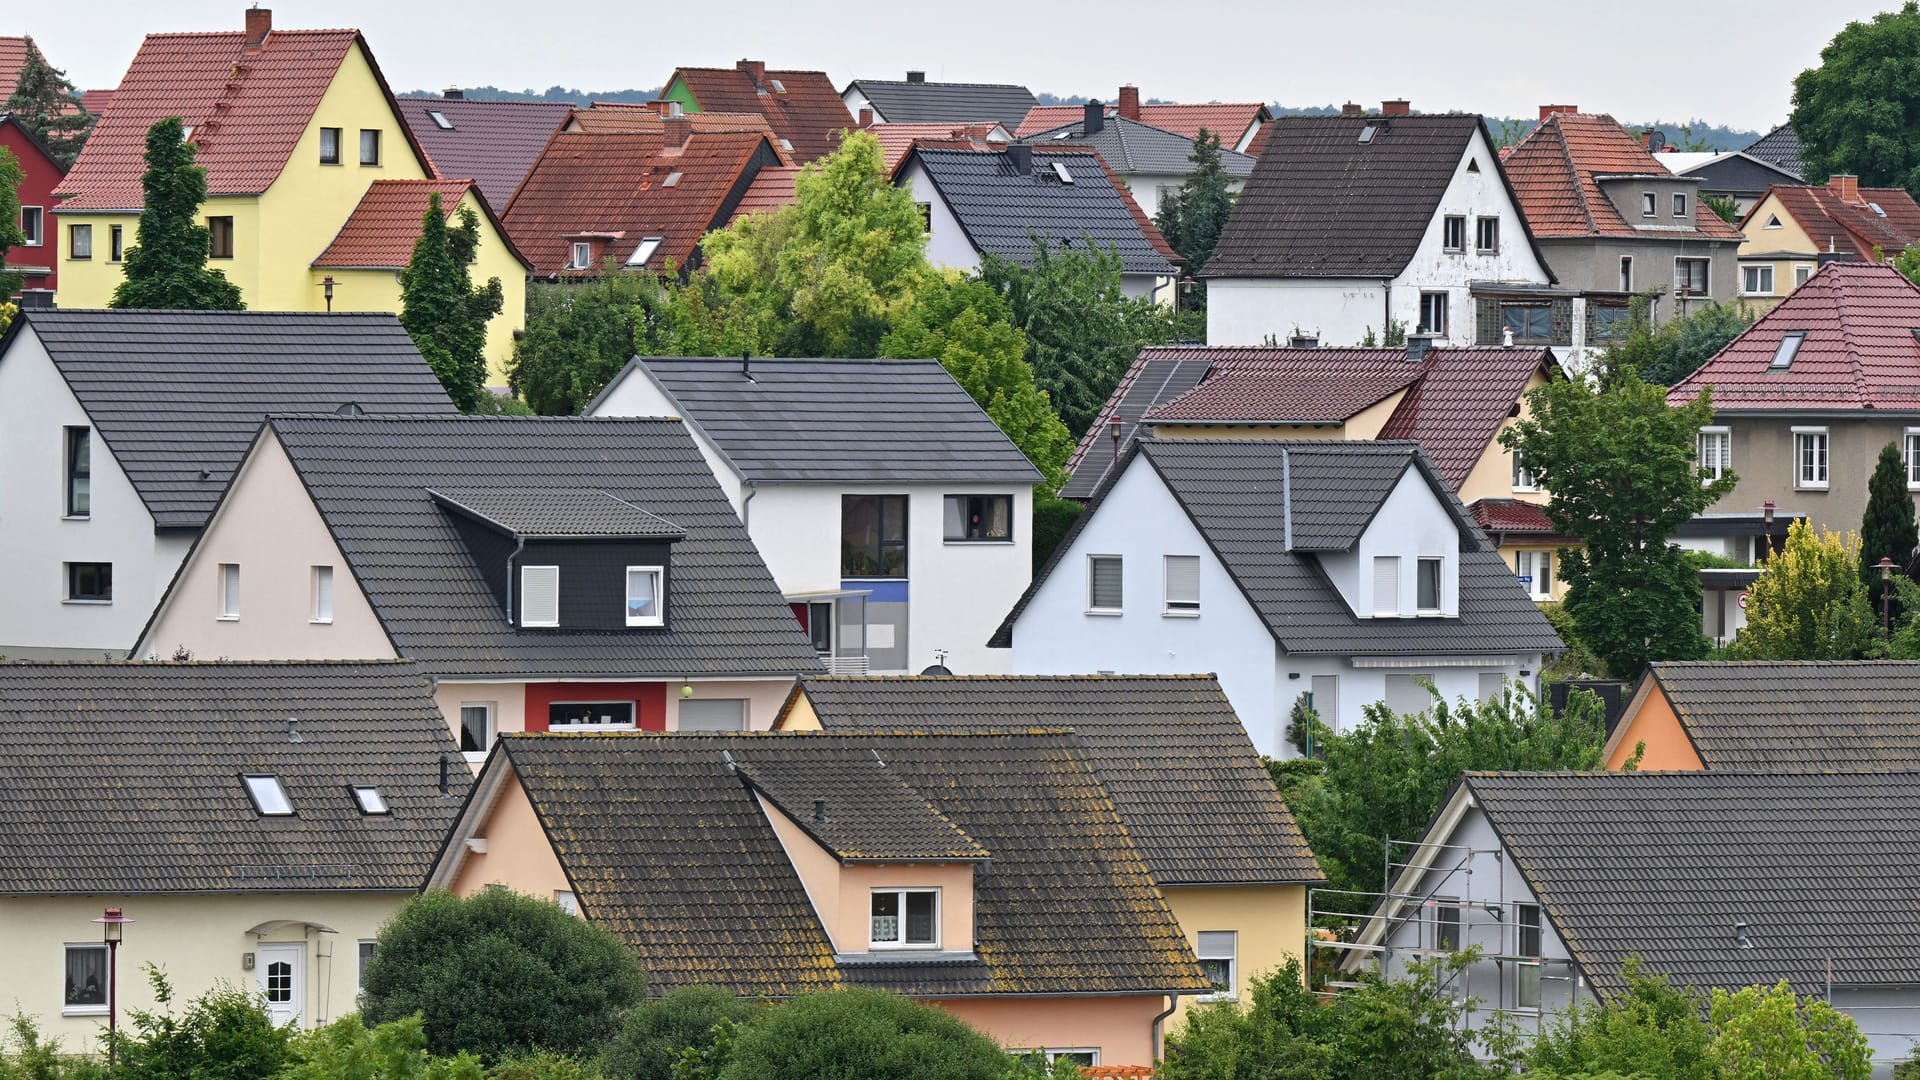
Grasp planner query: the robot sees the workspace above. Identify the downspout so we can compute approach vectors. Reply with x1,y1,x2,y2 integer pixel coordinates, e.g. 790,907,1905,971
740,480,757,530
1383,278,1393,338
504,536,526,622
1151,993,1181,1062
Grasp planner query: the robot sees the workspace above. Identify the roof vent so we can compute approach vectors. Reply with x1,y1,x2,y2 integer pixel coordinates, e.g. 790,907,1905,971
1005,143,1033,172
1289,335,1319,348
906,70,925,83
442,87,464,100
813,798,827,822
287,717,303,743
1734,922,1754,949
335,402,365,416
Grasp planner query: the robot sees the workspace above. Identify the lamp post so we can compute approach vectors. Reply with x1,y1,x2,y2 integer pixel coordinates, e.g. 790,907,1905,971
318,275,336,313
1879,557,1898,638
93,907,132,1064
1760,501,1776,563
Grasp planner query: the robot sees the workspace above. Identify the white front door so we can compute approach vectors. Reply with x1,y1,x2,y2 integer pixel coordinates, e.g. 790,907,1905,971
256,943,304,1027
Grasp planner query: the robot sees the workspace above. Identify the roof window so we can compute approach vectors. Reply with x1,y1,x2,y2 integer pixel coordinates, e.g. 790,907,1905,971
1052,129,1073,140
1358,124,1377,144
662,171,682,187
1770,331,1805,370
244,775,294,816
351,786,391,815
768,78,786,93
1051,160,1074,184
627,237,663,267
1870,201,1887,217
428,110,453,130
778,138,793,152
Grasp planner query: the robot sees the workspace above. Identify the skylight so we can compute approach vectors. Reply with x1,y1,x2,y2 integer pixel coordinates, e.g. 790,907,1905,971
428,110,454,131
662,171,682,187
778,138,793,151
1051,160,1074,184
244,775,294,816
768,79,786,93
627,237,664,267
1358,124,1378,144
1770,331,1806,369
351,786,391,815
1870,201,1887,217
1052,130,1073,140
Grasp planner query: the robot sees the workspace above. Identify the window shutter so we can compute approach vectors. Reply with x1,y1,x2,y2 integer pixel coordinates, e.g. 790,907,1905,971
1089,556,1123,610
1165,555,1200,609
1197,931,1236,959
1478,672,1505,703
678,699,747,732
1373,556,1400,615
521,565,560,626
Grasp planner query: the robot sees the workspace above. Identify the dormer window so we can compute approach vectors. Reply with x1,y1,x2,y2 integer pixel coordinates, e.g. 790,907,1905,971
1417,557,1443,613
1673,192,1689,218
871,889,938,948
625,566,663,627
244,775,294,816
521,565,559,627
570,241,593,269
1641,192,1657,217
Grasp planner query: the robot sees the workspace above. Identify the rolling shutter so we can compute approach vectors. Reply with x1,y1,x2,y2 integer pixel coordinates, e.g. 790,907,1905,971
521,565,559,627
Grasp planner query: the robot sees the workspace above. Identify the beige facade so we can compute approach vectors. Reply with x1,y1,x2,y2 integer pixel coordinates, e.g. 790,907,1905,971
448,775,573,902
1163,884,1308,1027
1703,415,1920,538
1737,191,1829,314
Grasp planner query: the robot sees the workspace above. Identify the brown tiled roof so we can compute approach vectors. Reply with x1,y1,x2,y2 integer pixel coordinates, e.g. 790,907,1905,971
79,88,114,116
670,64,852,163
0,37,41,97
725,165,800,223
1469,498,1556,535
313,179,530,270
564,104,777,140
1501,112,1740,240
1016,102,1266,145
1752,183,1920,261
864,121,1002,172
396,97,573,212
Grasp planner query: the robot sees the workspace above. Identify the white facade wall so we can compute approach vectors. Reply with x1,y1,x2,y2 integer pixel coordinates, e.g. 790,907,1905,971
897,160,983,275
1205,277,1388,347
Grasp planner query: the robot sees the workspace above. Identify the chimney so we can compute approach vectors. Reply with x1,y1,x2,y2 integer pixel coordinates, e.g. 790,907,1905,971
1538,104,1578,121
1406,333,1434,362
1083,99,1104,135
1830,173,1862,204
1341,101,1365,118
442,87,464,100
1118,85,1141,121
662,114,690,149
858,107,873,129
736,59,767,87
906,70,925,84
1381,99,1411,117
813,798,827,822
243,6,272,50
1006,143,1033,172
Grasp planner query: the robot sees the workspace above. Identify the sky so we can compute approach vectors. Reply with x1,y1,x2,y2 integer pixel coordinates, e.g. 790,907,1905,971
19,0,1904,132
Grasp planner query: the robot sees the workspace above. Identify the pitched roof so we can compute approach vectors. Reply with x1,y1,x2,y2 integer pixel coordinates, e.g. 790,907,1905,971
562,105,776,138
313,179,530,271
255,415,822,679
1468,498,1557,536
863,121,1005,172
1020,115,1256,178
1744,123,1806,179
1667,261,1920,412
0,660,467,894
1000,439,1563,656
725,164,800,222
1634,661,1920,770
1500,112,1740,240
0,37,45,98
669,64,852,163
3,309,455,530
1015,102,1267,145
1461,770,1920,996
846,79,1036,128
787,674,1324,886
731,753,989,861
430,488,686,540
906,147,1178,276
1748,182,1920,262
592,357,1042,484
395,97,573,211
79,88,114,116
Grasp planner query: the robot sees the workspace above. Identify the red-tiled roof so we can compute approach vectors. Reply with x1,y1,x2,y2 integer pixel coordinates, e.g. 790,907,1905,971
0,37,40,97
1752,183,1920,262
1669,261,1920,412
1501,112,1741,240
312,179,528,271
565,104,778,141
725,165,800,223
1016,102,1265,144
1147,350,1424,423
396,98,572,212
670,64,852,163
865,121,1003,171
79,88,115,116
1470,498,1556,535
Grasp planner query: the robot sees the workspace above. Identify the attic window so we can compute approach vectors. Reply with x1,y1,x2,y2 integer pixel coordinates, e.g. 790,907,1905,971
1771,331,1805,369
871,889,938,948
1467,159,1480,172
1051,130,1073,140
778,138,793,152
768,78,786,93
1870,201,1888,217
1051,160,1074,184
1358,124,1377,144
662,171,682,187
350,786,390,815
1764,214,1782,229
627,237,663,267
243,775,294,816
569,241,593,269
625,566,664,627
428,110,453,130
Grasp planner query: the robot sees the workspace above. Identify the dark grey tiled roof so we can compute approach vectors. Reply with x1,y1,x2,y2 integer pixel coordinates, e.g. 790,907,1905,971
789,675,1324,885
846,79,1036,128
1021,116,1256,178
7,310,456,530
908,148,1179,276
1743,123,1805,179
1646,661,1920,770
264,416,822,678
1465,770,1920,996
596,357,1042,484
0,660,468,894
430,489,686,540
732,753,989,861
499,731,1208,997
994,439,1562,656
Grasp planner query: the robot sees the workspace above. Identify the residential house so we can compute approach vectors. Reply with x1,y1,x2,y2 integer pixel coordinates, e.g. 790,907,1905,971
1744,123,1807,179
1736,176,1920,311
1204,107,1555,349
1344,770,1920,1070
1020,103,1256,219
0,660,468,1037
991,439,1563,756
1015,86,1270,156
49,8,527,381
588,357,1043,675
2,113,64,299
134,415,824,752
841,72,1035,129
1604,660,1920,771
1667,261,1920,556
898,145,1180,300
1655,149,1803,215
775,674,1325,1024
862,121,1008,173
1499,107,1743,369
429,730,1211,1069
657,60,852,163
0,309,454,660
395,93,573,213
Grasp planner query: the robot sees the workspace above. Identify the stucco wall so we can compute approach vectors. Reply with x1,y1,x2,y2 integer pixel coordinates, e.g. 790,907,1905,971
436,678,795,766
1701,416,1920,538
1605,682,1705,771
1535,236,1738,317
1205,277,1389,347
897,160,983,275
933,994,1168,1069
1163,885,1307,1028
448,778,574,903
589,373,747,513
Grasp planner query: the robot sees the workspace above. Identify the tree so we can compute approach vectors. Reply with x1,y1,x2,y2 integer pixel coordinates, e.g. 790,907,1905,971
361,889,647,1062
715,989,1013,1080
1703,193,1742,224
1604,300,1754,386
511,272,671,415
401,192,506,412
1861,441,1918,618
1791,3,1920,195
110,118,244,311
598,987,760,1080
3,38,92,169
1738,519,1879,660
0,146,25,299
1706,981,1872,1080
1153,128,1236,304
1527,962,1716,1080
1502,368,1732,677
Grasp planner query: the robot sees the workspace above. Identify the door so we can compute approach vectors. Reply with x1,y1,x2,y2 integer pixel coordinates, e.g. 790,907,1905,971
257,943,304,1027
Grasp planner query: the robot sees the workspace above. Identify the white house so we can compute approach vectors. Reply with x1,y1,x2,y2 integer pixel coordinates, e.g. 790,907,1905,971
0,309,453,659
990,439,1561,757
1203,109,1554,348
590,356,1043,676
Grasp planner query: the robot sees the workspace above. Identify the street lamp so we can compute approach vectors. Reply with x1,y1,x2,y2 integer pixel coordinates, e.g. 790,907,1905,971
93,907,132,1063
1760,501,1776,563
318,275,336,313
1878,557,1898,638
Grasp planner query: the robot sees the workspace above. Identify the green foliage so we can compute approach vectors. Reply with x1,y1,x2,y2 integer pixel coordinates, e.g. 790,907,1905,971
280,1015,486,1080
3,38,92,169
113,965,295,1080
1153,128,1237,304
1536,601,1606,684
1503,368,1731,677
1791,2,1920,195
1738,519,1879,660
597,987,758,1080
1602,300,1755,387
1703,193,1742,224
714,988,1012,1080
0,146,24,298
1030,492,1084,572
0,1014,108,1080
1862,441,1918,618
109,118,244,311
510,273,669,415
1528,962,1716,1080
1706,981,1871,1080
401,193,506,412
362,889,646,1062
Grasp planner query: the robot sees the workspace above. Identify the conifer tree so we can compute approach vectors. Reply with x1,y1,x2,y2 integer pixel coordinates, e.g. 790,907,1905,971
1860,440,1918,617
110,118,244,310
400,191,503,412
1153,127,1236,305
4,37,93,169
0,146,25,298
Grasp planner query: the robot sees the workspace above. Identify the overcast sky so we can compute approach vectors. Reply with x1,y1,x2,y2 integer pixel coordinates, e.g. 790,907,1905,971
22,0,1900,132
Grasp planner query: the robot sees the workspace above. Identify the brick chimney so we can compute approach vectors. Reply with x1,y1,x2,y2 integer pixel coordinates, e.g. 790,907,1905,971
243,6,272,51
736,59,767,87
1829,173,1862,204
906,70,925,83
858,107,873,128
1381,99,1410,117
1341,102,1365,117
1538,104,1578,121
1118,85,1141,121
662,114,690,149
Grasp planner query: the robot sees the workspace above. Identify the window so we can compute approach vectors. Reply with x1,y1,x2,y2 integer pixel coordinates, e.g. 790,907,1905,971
1771,331,1804,369
428,110,454,130
1475,216,1499,253
520,565,559,626
944,494,1012,541
1164,554,1201,615
1764,213,1782,229
1641,192,1657,217
1593,304,1632,342
1501,303,1552,344
1051,160,1074,184
1372,556,1400,615
1794,428,1829,489
1478,672,1506,703
66,562,112,602
1907,429,1920,488
1698,427,1731,481
1087,554,1123,613
459,703,493,755
208,216,234,259
915,202,932,231
65,427,90,516
870,889,938,947
1619,255,1633,291
550,702,635,729
20,205,42,246
1742,265,1773,296
69,223,91,259
1512,449,1536,491
1418,291,1448,336
265,960,292,1004
357,941,375,990
350,786,389,815
1384,673,1434,715
219,563,240,619
359,129,381,165
1309,675,1338,733
1442,215,1465,251
807,601,834,654
1516,550,1553,601
110,224,124,262
1434,898,1461,951
311,565,333,622
569,241,593,269
1516,904,1543,1008
625,566,664,627
841,495,908,577
1416,556,1442,612
64,945,108,1013
244,775,294,816
678,698,747,731
1196,931,1237,1000
555,890,580,916
1795,263,1814,287
1673,192,1689,218
320,127,341,164
626,237,662,267
1674,257,1710,296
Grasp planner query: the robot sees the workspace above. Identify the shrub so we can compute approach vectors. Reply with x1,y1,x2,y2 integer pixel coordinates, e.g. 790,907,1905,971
596,988,758,1080
715,989,1011,1080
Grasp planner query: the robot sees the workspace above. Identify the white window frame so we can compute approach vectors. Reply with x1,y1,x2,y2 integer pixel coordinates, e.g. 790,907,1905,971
1433,896,1462,951
357,940,375,991
520,565,559,627
570,241,593,269
1641,192,1657,217
1673,192,1689,218
350,786,390,815
869,887,940,949
1907,429,1920,490
1373,555,1401,616
625,565,664,627
21,205,43,246
1742,264,1774,296
1044,1050,1099,1067
459,701,494,762
219,563,240,620
1163,554,1200,616
1196,930,1238,1002
1516,550,1553,601
1418,291,1448,336
1515,903,1543,1010
1475,215,1499,253
1793,427,1829,490
243,774,294,816
1512,449,1536,492
1794,263,1814,287
1441,215,1466,252
1416,556,1444,614
310,565,334,624
548,701,637,731
1698,426,1731,483
1086,554,1123,615
554,890,581,916
626,237,663,268
62,943,110,1016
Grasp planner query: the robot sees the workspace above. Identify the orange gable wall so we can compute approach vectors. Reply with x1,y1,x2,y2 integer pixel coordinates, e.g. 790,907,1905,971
933,994,1167,1069
449,776,574,901
1605,681,1704,770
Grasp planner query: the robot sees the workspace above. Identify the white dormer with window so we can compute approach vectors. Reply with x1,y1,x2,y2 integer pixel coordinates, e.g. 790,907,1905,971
1318,466,1461,619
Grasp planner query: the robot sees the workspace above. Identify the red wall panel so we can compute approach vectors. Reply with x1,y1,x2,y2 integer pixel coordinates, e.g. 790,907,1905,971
522,681,667,732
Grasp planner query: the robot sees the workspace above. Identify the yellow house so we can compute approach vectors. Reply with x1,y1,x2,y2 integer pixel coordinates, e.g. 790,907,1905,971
51,8,526,384
1736,176,1920,313
773,674,1323,1027
0,660,468,1039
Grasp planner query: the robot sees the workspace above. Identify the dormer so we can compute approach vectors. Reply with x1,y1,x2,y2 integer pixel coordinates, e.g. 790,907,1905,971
560,233,622,270
734,750,987,960
1304,458,1468,620
1595,173,1704,231
431,489,684,631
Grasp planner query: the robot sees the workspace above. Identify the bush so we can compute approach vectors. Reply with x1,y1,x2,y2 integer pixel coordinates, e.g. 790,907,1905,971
715,989,1012,1080
1031,493,1083,574
113,966,293,1080
362,890,646,1062
281,1015,486,1080
597,988,758,1080
0,1015,108,1080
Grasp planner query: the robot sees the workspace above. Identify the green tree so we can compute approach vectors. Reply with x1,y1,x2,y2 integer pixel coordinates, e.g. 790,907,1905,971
3,38,92,169
1862,441,1918,617
1527,962,1716,1080
1791,3,1920,195
1738,519,1879,659
715,989,1012,1080
362,889,647,1062
0,146,25,299
1153,128,1236,303
1703,193,1742,224
1605,300,1755,386
401,192,506,412
111,965,294,1080
1502,368,1732,677
1706,981,1872,1080
597,987,759,1080
109,118,244,311
280,1015,486,1080
1030,493,1083,573
510,272,669,415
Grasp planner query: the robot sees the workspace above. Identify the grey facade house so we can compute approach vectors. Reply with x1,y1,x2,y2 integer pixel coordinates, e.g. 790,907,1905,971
841,72,1036,128
1655,149,1804,214
1020,105,1256,219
